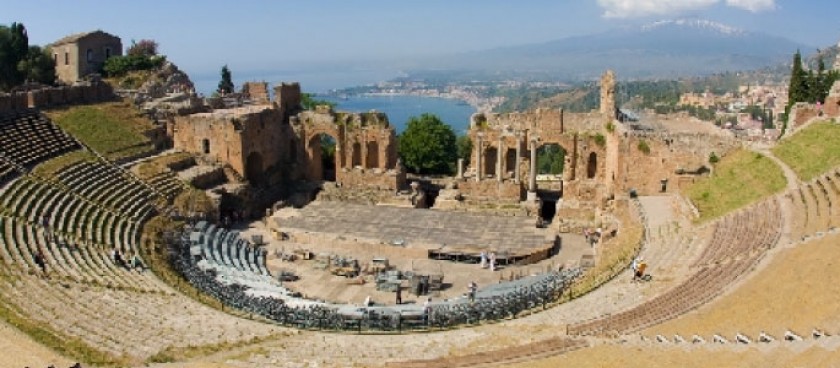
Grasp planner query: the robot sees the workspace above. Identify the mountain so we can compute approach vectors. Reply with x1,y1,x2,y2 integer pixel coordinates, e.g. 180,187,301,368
421,19,810,80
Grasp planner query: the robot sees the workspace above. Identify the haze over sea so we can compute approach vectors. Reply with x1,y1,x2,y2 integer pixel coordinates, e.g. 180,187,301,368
193,69,475,135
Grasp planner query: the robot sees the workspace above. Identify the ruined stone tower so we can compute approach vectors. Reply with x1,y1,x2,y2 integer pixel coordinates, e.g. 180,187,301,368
600,70,616,116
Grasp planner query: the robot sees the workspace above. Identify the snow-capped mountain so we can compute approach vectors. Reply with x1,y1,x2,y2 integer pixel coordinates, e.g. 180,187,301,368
423,19,808,79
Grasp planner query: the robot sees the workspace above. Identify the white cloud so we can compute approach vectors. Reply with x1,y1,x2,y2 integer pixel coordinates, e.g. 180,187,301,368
597,0,776,18
597,0,718,18
725,0,776,12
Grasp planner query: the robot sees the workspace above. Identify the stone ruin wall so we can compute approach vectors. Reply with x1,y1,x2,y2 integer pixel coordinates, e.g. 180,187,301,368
464,109,610,200
293,107,402,191
0,83,115,114
614,128,740,196
241,82,270,105
173,106,288,182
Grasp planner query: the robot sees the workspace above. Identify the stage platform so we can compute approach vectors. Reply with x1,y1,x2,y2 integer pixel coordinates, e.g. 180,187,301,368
272,202,557,264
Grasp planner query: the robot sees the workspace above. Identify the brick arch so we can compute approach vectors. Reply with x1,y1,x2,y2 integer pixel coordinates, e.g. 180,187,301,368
306,132,339,181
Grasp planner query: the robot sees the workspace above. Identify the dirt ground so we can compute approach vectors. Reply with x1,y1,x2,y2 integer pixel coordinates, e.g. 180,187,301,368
236,218,591,306
646,231,840,338
510,342,840,368
0,320,73,368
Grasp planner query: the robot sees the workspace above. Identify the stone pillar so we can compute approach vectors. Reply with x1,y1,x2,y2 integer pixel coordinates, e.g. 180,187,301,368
529,138,538,194
497,136,504,182
475,134,483,182
515,132,522,184
458,158,464,179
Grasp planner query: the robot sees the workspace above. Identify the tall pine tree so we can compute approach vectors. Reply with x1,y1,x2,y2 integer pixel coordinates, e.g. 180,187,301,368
217,65,234,95
788,50,807,105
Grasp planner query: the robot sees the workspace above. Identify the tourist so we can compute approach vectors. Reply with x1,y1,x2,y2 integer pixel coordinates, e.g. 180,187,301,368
480,251,487,268
468,281,477,302
112,248,127,269
33,248,47,276
130,252,146,271
489,252,496,271
364,295,372,307
395,286,402,305
632,256,644,281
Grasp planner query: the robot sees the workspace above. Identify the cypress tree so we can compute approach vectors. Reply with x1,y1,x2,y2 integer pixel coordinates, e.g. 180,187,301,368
217,65,234,95
788,50,807,105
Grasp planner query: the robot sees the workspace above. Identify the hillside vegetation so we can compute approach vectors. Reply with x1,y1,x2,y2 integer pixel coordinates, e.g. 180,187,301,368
46,102,157,161
772,120,840,181
686,149,786,222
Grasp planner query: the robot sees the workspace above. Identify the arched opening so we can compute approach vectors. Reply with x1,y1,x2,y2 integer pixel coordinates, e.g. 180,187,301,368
505,148,517,179
536,144,567,223
201,139,210,154
366,141,379,169
537,144,566,176
245,152,264,183
587,152,598,179
86,49,94,62
351,142,362,168
484,147,498,178
308,134,336,181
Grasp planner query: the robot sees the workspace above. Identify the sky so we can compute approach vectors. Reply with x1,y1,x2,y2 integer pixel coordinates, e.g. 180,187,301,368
4,0,839,90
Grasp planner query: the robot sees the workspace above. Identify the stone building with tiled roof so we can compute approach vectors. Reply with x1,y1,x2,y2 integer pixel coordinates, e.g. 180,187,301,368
50,30,122,84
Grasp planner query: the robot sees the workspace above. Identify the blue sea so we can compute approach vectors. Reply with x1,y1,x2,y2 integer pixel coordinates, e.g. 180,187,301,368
192,69,475,135
321,94,475,135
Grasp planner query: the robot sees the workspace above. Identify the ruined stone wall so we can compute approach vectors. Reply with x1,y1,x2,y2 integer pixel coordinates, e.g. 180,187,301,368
614,128,739,195
241,82,270,105
0,83,115,114
274,83,302,121
293,107,402,190
173,106,286,181
788,102,820,133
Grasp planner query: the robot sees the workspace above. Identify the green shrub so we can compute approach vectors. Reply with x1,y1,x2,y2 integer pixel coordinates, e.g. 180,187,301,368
637,140,651,154
709,152,719,164
593,133,606,147
103,54,165,77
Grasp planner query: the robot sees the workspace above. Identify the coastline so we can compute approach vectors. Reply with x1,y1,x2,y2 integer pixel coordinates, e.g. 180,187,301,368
354,91,499,113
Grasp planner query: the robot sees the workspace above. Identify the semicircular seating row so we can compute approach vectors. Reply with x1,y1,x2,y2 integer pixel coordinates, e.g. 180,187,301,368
567,198,783,336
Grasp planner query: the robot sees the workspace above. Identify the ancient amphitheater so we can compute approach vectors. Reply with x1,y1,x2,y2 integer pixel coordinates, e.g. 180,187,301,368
1,74,840,368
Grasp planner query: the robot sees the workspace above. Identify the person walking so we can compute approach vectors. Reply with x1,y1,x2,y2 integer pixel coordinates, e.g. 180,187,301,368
395,286,402,305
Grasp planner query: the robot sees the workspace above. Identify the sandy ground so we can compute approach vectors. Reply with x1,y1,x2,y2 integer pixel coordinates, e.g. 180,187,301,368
0,320,74,368
510,341,840,368
646,231,840,338
236,217,591,306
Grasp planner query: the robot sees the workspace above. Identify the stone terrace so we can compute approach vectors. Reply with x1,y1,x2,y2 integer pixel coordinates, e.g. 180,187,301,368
275,202,553,260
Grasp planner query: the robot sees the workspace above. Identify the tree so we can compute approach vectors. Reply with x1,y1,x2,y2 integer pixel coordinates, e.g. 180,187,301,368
787,50,808,105
456,135,472,166
17,45,55,85
217,65,234,95
301,93,336,110
398,113,457,175
126,39,158,57
0,22,29,90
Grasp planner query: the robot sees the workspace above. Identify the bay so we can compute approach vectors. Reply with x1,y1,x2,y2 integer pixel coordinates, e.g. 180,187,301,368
321,94,476,135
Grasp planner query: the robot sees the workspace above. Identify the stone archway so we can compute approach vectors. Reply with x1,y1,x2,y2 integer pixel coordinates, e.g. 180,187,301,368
366,141,379,169
307,133,337,181
351,142,362,168
484,147,498,178
587,152,598,179
245,152,264,183
505,148,517,179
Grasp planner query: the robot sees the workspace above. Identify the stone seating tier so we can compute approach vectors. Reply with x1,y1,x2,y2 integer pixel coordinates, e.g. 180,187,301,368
0,110,81,169
568,198,782,337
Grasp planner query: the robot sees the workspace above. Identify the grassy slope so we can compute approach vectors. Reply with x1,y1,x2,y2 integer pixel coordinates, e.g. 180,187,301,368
772,120,840,181
30,150,96,179
685,149,786,223
46,102,156,161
